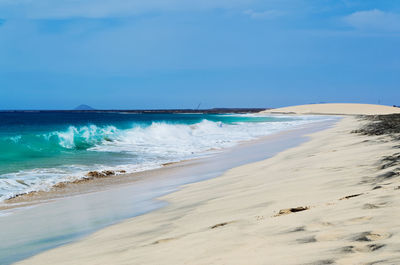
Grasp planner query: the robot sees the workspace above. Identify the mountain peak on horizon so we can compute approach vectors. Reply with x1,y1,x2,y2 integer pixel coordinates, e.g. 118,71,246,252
74,104,95,110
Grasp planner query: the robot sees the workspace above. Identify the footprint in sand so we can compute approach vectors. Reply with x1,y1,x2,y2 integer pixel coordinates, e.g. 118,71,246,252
305,259,335,265
289,226,306,233
353,231,391,242
362,202,387,209
296,236,317,244
341,216,373,225
341,244,386,253
305,221,334,231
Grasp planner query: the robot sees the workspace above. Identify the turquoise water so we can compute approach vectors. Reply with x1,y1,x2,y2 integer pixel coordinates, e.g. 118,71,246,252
0,112,328,200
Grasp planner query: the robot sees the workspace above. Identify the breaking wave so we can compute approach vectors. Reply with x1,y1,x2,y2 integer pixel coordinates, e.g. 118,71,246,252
0,116,335,201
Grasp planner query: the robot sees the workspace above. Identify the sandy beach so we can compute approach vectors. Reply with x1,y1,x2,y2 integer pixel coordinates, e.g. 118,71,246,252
263,103,400,115
13,104,400,265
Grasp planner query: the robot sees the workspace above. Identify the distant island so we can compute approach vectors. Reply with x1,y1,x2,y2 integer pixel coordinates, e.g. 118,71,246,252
74,104,95,110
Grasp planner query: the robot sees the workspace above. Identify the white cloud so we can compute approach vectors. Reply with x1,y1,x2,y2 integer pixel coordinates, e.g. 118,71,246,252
243,9,283,20
343,9,400,32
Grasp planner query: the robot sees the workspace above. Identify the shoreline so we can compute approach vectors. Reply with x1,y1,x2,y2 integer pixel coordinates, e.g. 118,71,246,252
1,119,335,211
13,115,400,265
0,119,335,265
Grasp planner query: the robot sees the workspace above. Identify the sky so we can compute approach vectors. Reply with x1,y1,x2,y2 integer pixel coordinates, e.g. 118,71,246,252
0,0,399,109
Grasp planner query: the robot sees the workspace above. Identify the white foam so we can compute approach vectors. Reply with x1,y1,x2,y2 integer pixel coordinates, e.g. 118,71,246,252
0,115,336,201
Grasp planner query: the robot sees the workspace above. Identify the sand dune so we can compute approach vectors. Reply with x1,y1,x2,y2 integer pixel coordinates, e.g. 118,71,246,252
15,116,400,265
262,103,400,115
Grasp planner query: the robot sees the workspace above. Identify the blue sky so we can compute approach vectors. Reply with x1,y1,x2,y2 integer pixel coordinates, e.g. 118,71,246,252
0,0,399,109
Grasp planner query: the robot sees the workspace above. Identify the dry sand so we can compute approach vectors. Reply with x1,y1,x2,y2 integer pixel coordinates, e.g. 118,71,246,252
262,103,400,115
15,112,400,264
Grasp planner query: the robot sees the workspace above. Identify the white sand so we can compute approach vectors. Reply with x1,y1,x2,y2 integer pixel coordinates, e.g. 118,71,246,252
262,103,400,115
15,114,400,264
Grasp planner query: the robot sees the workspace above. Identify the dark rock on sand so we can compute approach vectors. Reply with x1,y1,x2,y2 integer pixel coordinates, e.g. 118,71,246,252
86,171,104,178
339,193,363,200
53,182,67,189
85,170,116,178
276,206,309,216
210,222,229,229
102,170,115,176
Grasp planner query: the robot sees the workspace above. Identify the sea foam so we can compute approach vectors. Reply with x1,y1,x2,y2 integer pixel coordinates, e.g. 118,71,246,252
0,115,334,201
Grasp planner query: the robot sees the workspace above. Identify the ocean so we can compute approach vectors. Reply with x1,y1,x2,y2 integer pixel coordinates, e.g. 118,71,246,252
0,112,330,201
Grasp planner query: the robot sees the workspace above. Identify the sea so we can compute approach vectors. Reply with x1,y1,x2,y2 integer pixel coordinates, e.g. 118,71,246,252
0,111,332,201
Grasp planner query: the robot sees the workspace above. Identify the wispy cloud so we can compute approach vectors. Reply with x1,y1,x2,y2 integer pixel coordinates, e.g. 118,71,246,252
343,9,400,32
243,9,284,20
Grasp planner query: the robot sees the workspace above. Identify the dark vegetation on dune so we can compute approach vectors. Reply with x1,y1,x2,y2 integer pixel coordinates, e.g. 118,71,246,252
354,114,400,184
353,114,400,136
